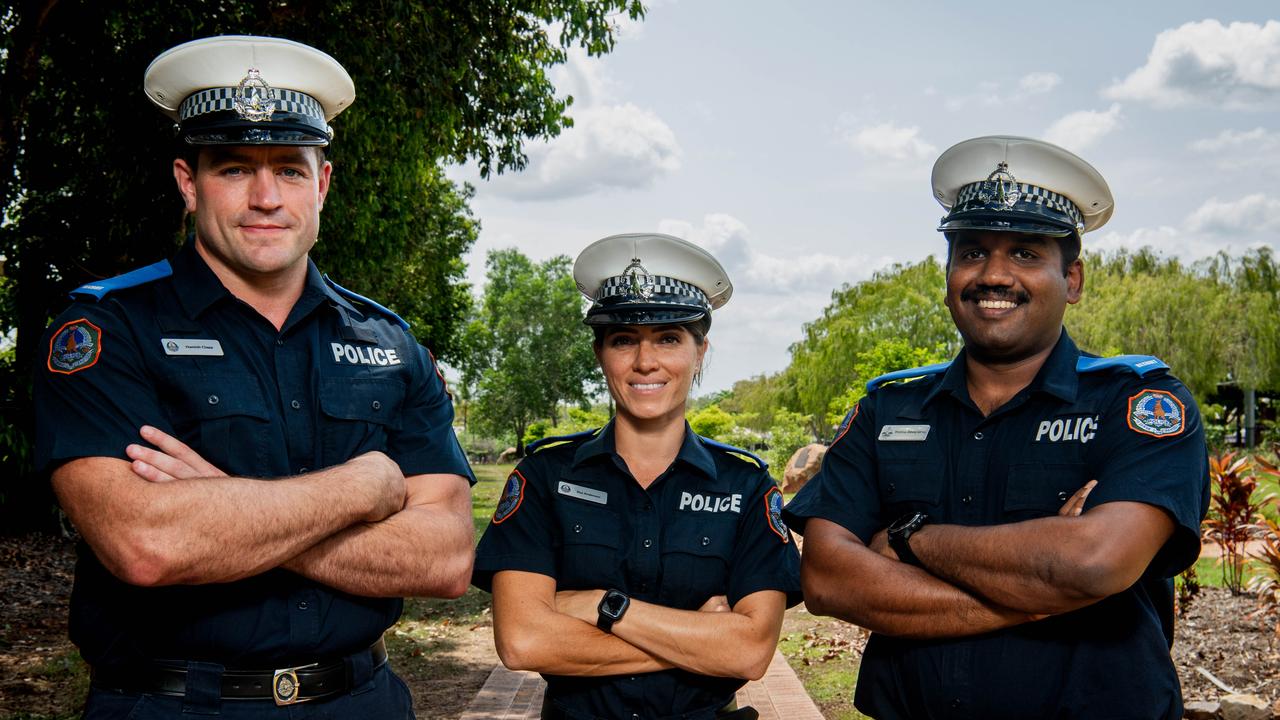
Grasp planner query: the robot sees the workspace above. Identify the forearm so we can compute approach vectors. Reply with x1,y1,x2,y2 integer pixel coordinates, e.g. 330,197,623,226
910,518,1114,614
285,474,474,598
609,593,783,680
801,520,1033,639
492,573,671,676
54,456,392,586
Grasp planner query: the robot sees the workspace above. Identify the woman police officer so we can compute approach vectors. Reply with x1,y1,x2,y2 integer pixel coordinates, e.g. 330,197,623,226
472,233,801,720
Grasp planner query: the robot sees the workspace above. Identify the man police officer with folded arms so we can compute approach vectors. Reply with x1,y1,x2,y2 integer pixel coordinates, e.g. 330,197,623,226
785,136,1209,719
34,36,475,719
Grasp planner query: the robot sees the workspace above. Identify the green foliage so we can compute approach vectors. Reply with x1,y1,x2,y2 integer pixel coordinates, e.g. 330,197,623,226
784,258,959,425
825,339,952,427
767,409,813,474
523,420,550,446
720,372,795,431
687,404,736,440
468,249,599,454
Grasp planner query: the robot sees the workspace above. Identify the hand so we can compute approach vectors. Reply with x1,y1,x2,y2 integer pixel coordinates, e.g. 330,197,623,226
698,595,731,613
350,451,407,522
554,589,607,624
126,425,227,482
1057,480,1098,517
868,528,898,561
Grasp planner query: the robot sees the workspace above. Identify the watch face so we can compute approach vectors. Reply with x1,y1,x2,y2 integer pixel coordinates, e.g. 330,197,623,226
890,512,927,534
601,592,628,618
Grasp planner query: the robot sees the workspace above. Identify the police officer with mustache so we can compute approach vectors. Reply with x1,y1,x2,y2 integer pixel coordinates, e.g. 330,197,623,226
785,136,1210,719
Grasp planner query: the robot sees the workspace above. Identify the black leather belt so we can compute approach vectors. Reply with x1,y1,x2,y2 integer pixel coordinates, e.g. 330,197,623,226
90,637,387,706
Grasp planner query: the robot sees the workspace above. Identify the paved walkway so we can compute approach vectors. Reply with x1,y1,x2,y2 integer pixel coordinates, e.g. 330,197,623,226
460,651,823,720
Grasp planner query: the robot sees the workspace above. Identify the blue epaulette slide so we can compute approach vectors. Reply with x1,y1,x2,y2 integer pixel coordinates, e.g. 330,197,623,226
528,428,601,454
323,274,410,330
698,436,767,469
69,260,173,301
1076,355,1167,376
865,361,952,393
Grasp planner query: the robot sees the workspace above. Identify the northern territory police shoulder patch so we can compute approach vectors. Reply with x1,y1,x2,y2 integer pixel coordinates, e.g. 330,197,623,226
493,470,526,524
48,318,103,375
764,486,789,542
1127,389,1185,438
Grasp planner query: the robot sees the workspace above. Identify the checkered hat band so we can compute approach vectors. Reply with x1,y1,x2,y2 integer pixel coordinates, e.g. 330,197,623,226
955,181,1083,226
179,88,324,122
598,275,708,303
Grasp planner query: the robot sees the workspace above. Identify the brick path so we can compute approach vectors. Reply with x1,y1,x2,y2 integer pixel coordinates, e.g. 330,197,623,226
459,651,823,720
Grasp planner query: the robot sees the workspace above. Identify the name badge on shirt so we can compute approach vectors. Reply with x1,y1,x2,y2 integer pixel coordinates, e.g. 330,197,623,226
161,338,224,357
878,424,931,442
558,481,608,505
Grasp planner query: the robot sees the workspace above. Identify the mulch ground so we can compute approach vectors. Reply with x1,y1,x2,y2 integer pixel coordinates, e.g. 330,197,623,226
2,533,1278,718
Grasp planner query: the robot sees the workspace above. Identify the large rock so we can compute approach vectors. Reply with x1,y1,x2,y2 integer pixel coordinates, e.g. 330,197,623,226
783,443,827,493
1220,694,1270,720
497,447,518,464
1182,700,1219,720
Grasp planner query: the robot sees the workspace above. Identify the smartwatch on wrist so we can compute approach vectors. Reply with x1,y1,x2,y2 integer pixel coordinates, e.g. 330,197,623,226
887,511,930,568
597,589,631,633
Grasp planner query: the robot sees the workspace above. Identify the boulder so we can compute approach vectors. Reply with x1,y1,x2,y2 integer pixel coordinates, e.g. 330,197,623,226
783,443,827,493
497,447,518,464
1182,700,1219,720
1220,694,1270,720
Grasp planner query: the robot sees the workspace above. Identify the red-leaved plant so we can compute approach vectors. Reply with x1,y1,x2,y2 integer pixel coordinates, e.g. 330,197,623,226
1202,451,1274,595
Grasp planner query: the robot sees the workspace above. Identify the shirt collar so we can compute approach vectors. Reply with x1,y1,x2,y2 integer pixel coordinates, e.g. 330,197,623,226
923,327,1080,408
169,241,349,322
573,420,721,485
170,241,232,319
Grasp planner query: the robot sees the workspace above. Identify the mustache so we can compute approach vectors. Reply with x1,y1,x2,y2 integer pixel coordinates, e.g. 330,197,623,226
961,287,1030,304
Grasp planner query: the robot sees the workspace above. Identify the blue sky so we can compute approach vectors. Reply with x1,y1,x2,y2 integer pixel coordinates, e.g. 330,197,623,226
450,2,1280,394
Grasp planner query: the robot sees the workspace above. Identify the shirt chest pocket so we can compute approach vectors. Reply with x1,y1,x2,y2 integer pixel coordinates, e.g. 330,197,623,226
317,377,405,468
659,516,736,609
160,373,270,475
877,459,943,521
555,500,624,591
1004,463,1091,520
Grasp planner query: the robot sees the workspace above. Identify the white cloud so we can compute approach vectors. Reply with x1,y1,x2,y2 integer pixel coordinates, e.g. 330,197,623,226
843,122,937,161
657,214,892,295
1105,20,1280,108
1043,104,1123,152
479,48,682,201
1190,127,1276,152
1185,194,1280,235
1091,194,1280,262
1019,72,1062,94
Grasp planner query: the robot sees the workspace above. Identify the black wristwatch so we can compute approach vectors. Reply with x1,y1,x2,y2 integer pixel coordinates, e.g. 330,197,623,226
597,589,631,633
888,512,930,568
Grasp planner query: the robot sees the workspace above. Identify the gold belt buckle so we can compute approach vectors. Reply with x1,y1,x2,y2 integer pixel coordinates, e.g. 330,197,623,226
272,662,318,706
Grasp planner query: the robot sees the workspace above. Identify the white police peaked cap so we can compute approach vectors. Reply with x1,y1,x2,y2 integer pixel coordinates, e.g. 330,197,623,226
144,35,355,146
932,136,1114,237
574,233,733,327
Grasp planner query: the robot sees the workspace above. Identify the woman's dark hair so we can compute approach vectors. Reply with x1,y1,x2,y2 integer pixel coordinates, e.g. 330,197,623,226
591,315,712,349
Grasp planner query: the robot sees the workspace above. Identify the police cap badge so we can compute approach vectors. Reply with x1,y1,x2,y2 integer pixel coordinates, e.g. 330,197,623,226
931,136,1114,237
144,35,355,146
573,233,732,327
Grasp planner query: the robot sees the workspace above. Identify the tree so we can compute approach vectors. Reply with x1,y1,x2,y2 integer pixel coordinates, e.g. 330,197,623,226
469,249,599,455
0,0,643,527
824,338,952,427
783,257,959,426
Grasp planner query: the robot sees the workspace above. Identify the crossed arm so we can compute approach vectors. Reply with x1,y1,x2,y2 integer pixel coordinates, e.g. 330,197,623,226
492,570,785,681
801,482,1175,637
52,425,473,597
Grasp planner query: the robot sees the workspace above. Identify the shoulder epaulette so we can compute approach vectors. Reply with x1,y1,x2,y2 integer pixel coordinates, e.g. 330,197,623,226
528,427,601,454
866,361,952,393
1076,355,1168,377
698,435,768,470
323,274,410,330
69,260,172,301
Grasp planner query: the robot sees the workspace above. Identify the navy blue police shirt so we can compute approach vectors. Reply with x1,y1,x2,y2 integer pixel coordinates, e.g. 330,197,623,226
473,421,801,720
784,330,1209,720
33,242,475,669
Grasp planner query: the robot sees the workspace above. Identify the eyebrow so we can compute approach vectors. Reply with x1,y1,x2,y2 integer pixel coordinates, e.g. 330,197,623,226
202,148,312,167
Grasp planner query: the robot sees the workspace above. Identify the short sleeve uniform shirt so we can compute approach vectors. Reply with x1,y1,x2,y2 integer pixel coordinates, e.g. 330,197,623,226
34,242,474,669
783,330,1209,720
473,422,801,720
